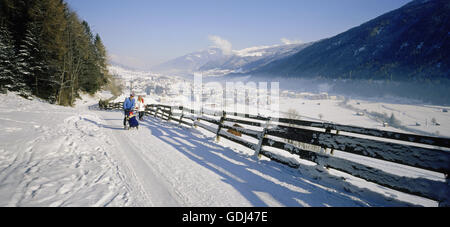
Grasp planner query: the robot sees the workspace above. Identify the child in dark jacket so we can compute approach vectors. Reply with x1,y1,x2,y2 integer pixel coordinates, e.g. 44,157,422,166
123,93,136,127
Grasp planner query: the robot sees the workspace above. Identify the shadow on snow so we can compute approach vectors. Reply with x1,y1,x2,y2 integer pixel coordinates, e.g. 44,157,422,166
138,117,369,207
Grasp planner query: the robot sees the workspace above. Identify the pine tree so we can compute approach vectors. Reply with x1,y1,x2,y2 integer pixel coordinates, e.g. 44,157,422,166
388,113,401,127
14,46,30,97
0,23,16,92
78,21,102,94
17,21,45,96
94,34,109,87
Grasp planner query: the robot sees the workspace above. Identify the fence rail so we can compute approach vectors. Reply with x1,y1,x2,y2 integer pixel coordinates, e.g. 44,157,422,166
102,101,450,206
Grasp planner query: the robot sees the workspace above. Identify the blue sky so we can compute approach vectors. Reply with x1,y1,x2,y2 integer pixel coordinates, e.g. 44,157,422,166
66,0,411,69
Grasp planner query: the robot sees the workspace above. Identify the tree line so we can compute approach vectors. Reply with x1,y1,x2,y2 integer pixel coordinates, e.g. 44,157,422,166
0,0,113,106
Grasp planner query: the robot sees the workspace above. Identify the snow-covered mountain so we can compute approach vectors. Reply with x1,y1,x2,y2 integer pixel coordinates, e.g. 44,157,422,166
151,48,227,75
152,43,311,76
199,43,311,73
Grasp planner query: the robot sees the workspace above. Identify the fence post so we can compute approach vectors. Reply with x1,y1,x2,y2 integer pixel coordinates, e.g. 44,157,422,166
179,106,184,125
216,111,226,142
168,106,173,122
323,127,332,155
439,175,450,207
163,107,168,120
330,130,339,155
144,105,147,116
445,174,449,206
254,117,271,159
154,106,158,117
194,116,199,129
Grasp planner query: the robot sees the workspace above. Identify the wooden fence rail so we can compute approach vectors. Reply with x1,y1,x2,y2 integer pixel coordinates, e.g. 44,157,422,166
103,102,450,206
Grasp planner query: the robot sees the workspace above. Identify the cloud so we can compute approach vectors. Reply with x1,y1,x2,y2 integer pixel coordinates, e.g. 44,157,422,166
281,38,303,45
208,35,233,55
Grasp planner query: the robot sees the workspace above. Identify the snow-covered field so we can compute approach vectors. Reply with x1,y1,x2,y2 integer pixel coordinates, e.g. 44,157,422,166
279,97,450,138
0,91,444,207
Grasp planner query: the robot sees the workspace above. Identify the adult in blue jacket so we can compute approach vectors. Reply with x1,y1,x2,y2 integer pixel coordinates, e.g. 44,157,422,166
123,93,136,127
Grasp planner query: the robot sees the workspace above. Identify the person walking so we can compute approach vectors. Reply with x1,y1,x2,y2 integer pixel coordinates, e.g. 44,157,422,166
123,93,136,128
136,95,146,121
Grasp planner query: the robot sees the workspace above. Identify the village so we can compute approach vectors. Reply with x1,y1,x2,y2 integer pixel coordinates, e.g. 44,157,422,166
110,65,342,110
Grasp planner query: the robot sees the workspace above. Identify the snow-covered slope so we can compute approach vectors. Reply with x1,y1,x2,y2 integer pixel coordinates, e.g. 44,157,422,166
0,92,441,207
0,93,138,206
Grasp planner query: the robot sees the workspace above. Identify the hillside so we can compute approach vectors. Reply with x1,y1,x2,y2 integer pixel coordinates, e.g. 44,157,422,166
251,0,450,81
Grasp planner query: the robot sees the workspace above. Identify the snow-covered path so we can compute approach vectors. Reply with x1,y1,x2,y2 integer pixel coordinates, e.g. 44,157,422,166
96,109,364,207
0,93,429,207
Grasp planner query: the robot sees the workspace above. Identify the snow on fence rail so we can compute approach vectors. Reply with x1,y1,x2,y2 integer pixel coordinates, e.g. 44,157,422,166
102,102,450,206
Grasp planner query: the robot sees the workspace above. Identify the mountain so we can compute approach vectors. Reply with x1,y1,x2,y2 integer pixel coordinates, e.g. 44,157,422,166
152,43,311,76
151,48,226,75
199,43,311,73
248,0,450,82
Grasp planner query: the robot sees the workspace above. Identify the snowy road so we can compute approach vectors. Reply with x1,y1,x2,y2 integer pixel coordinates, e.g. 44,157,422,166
0,93,431,207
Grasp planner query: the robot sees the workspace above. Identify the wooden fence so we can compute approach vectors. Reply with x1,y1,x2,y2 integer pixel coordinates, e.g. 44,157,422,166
103,102,450,206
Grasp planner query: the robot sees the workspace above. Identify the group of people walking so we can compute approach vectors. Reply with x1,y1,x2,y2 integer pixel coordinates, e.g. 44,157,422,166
123,92,146,128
